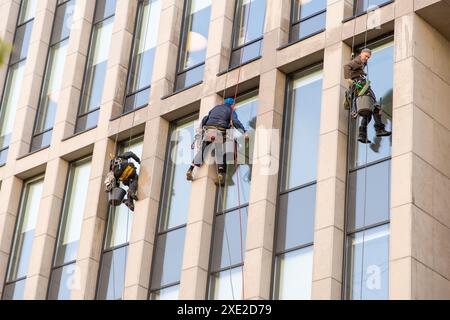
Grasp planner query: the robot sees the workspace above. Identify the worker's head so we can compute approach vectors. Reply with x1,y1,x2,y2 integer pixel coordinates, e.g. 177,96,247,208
359,48,372,63
224,97,235,106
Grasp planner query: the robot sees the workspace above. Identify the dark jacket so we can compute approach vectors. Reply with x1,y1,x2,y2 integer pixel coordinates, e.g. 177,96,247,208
344,56,367,80
201,103,247,132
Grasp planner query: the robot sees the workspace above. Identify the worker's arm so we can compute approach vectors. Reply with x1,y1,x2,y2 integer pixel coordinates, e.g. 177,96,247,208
343,61,354,80
232,112,247,133
118,151,141,164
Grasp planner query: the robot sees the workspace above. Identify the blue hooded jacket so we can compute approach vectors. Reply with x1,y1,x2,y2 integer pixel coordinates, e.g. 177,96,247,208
201,103,247,132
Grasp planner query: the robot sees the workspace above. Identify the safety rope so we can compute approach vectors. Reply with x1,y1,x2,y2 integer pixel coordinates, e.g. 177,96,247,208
216,0,254,300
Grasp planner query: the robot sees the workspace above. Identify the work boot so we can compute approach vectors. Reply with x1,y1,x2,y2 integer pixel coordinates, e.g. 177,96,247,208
123,198,135,212
358,126,371,144
215,172,225,186
129,191,138,201
186,168,194,181
375,124,391,137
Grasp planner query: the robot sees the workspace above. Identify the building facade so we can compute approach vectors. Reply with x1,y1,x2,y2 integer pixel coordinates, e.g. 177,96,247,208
0,0,448,300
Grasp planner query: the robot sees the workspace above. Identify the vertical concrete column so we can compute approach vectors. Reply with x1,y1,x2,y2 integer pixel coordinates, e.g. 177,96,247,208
311,43,349,300
24,158,68,299
178,95,220,300
390,13,450,300
0,176,23,298
71,138,115,300
0,0,20,90
8,0,56,160
242,0,289,301
123,0,183,300
53,0,95,141
98,0,137,124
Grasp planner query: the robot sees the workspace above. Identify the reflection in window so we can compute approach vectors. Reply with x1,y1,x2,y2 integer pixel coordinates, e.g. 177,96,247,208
0,0,37,165
124,0,161,113
273,66,323,300
290,0,326,42
175,0,211,91
3,177,43,300
354,0,393,16
48,157,92,300
344,38,393,300
97,136,143,300
208,93,258,300
229,0,266,69
75,0,116,133
31,0,76,152
149,116,196,300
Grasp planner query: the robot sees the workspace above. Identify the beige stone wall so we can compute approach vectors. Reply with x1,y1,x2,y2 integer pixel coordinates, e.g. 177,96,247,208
0,0,448,300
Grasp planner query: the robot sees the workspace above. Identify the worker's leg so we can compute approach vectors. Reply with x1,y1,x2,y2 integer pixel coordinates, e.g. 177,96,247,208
214,135,226,186
358,114,372,144
373,106,392,137
187,141,211,181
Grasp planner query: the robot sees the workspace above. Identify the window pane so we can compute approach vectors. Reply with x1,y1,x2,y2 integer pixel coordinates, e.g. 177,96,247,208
277,184,316,252
34,40,68,136
96,246,128,300
230,39,262,68
150,285,180,300
350,41,393,168
290,11,326,41
10,21,34,64
283,69,322,190
211,208,248,272
354,0,392,15
30,129,53,152
293,0,327,22
126,0,161,98
18,0,38,24
105,137,143,249
346,225,389,300
54,158,92,266
7,178,43,282
178,0,212,72
3,279,26,300
160,120,195,231
150,227,186,290
124,88,150,113
51,0,76,44
216,95,258,211
209,266,243,300
232,0,266,48
347,161,390,232
175,64,205,91
79,17,114,116
95,0,117,22
75,109,100,132
0,61,26,153
273,246,313,300
48,263,77,300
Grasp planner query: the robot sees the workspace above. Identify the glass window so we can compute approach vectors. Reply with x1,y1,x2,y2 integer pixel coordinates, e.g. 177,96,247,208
48,263,77,300
345,225,389,299
350,41,393,168
273,246,313,300
175,0,212,91
209,93,258,300
124,0,161,113
273,66,323,300
344,38,393,300
149,116,197,299
290,0,326,42
0,0,37,166
282,68,323,190
229,0,266,68
96,136,143,300
354,0,393,16
54,157,92,267
31,0,76,152
3,177,43,300
76,0,116,133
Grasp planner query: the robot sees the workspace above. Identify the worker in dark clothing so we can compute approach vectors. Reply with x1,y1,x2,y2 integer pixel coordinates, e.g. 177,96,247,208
186,98,249,185
105,151,141,211
344,48,391,143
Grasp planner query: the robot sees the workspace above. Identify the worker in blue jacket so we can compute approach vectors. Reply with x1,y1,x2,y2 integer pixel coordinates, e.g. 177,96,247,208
186,98,248,185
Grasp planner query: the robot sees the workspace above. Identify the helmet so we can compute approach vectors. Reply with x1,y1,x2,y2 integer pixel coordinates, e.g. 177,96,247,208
224,97,235,105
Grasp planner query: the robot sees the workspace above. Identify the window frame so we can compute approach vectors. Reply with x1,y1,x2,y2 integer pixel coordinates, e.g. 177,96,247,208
289,0,327,43
341,34,394,300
